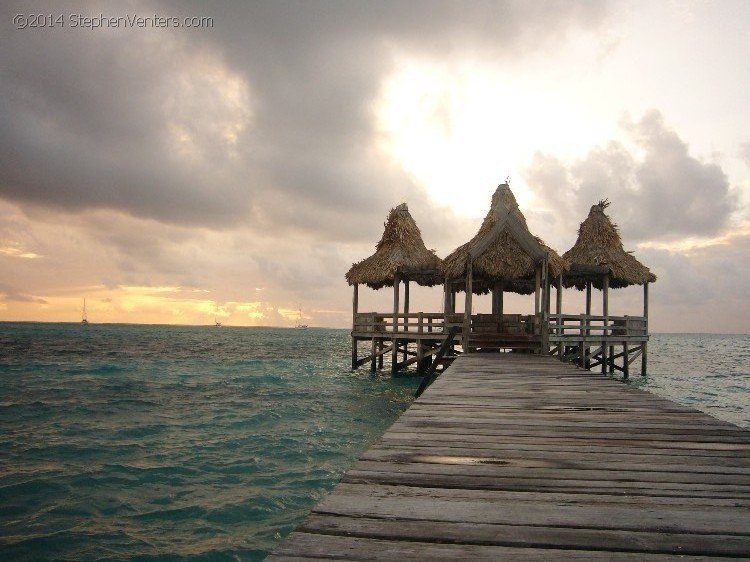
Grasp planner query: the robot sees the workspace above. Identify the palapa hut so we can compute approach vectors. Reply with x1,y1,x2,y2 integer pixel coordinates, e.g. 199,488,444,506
561,199,656,374
346,203,443,370
346,203,443,290
443,183,567,350
563,199,655,315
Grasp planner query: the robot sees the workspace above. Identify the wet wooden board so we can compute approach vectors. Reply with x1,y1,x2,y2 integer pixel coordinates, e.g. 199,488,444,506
269,353,750,560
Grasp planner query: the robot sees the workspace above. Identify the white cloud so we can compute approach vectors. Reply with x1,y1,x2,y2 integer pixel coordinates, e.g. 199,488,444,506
525,111,740,243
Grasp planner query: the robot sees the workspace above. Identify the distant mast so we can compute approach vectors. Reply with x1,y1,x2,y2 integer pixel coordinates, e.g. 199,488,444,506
295,307,308,329
81,299,89,325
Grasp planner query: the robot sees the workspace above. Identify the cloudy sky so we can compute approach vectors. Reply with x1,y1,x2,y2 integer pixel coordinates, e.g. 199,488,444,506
1,0,748,332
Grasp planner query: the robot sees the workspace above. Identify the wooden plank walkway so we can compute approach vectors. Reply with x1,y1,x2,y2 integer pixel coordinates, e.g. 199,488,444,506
268,353,750,560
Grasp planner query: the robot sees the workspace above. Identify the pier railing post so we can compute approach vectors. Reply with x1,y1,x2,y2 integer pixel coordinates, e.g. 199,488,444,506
556,274,563,361
642,281,649,376
351,284,359,369
370,337,377,372
463,258,473,353
579,313,586,368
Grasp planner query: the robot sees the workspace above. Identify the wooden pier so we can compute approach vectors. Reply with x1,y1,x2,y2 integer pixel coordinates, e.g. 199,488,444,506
269,353,750,560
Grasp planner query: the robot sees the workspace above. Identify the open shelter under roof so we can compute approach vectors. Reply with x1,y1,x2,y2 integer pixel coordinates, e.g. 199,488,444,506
346,204,444,370
441,183,568,346
562,198,656,320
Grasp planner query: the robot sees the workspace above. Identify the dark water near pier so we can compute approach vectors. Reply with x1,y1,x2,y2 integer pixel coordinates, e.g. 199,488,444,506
0,323,747,560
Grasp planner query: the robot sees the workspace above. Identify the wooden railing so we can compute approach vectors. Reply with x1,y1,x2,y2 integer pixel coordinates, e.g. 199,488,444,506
444,313,539,335
354,312,540,336
547,314,647,340
354,312,647,340
353,312,445,335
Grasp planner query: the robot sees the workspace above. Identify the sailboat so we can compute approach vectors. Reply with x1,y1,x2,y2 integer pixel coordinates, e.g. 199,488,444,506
81,298,89,325
214,317,222,327
295,307,308,329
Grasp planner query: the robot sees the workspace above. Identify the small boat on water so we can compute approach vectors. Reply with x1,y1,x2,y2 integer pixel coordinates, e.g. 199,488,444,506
81,298,89,325
295,307,308,329
214,318,222,327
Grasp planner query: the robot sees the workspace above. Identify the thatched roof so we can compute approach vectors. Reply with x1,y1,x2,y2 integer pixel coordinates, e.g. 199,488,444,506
563,200,657,290
345,203,443,289
443,184,567,294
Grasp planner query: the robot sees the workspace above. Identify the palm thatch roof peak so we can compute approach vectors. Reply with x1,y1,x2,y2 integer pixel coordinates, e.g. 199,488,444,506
443,183,567,293
563,200,656,290
488,182,528,227
345,203,443,289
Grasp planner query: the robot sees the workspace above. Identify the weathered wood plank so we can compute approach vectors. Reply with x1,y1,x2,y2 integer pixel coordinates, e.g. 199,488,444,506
319,482,750,509
271,353,750,559
342,470,750,498
269,533,728,561
300,514,750,557
311,496,750,535
373,437,750,459
346,459,750,486
361,445,750,471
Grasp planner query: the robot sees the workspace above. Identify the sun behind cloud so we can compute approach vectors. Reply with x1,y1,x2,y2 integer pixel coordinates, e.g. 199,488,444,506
375,58,613,217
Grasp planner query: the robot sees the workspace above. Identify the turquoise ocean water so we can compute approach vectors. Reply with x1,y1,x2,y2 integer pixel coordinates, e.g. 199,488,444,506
0,323,748,560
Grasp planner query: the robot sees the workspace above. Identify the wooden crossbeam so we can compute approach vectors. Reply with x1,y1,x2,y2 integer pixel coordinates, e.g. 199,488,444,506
354,343,393,368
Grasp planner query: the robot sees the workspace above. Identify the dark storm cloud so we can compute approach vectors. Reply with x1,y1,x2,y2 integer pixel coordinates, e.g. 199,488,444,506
0,0,609,238
525,110,738,242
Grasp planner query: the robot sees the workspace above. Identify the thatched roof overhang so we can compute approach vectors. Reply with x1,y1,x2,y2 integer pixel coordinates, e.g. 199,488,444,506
443,184,567,294
563,200,657,290
345,203,444,290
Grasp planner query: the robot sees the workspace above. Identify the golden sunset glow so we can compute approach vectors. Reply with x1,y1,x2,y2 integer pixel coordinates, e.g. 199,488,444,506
0,245,43,259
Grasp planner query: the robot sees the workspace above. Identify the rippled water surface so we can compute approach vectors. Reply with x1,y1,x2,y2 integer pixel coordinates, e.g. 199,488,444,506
0,324,748,560
0,323,418,561
628,333,750,429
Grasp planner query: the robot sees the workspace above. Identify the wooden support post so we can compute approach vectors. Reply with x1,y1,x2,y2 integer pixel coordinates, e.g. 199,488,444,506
498,283,504,320
586,281,592,370
370,337,377,372
602,275,608,375
378,339,384,369
579,313,586,369
642,281,649,376
443,280,451,326
603,274,611,374
403,281,410,364
534,267,541,316
392,275,400,373
393,275,400,334
404,280,410,318
351,284,359,369
445,282,456,355
556,274,563,360
540,258,549,354
491,282,498,315
464,259,473,354
623,342,629,379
